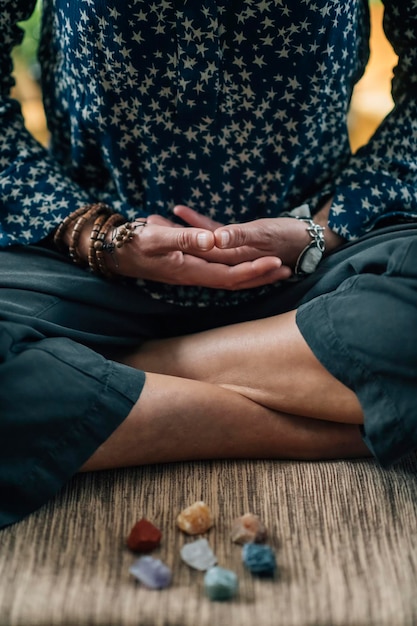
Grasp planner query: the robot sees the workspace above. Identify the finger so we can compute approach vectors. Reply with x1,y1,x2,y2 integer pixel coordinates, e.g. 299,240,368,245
217,257,287,290
189,244,276,265
144,224,216,253
146,214,179,227
172,255,289,289
229,264,293,290
214,223,268,249
174,205,223,230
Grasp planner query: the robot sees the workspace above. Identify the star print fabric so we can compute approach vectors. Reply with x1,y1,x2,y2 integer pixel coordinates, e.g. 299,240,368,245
1,1,416,296
331,2,417,239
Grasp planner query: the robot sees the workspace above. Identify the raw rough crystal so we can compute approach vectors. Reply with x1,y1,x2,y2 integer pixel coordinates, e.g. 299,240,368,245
129,556,172,589
242,543,277,577
176,501,214,535
204,566,239,601
230,513,267,545
127,518,162,552
180,538,217,571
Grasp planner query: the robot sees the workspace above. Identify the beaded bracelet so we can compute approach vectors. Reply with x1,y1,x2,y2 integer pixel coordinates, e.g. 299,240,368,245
69,204,112,266
53,205,91,253
114,220,147,248
93,213,126,278
53,202,113,258
88,212,112,274
95,219,148,278
53,203,148,279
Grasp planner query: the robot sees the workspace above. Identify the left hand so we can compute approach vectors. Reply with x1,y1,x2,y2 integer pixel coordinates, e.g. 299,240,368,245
147,206,296,267
170,205,312,269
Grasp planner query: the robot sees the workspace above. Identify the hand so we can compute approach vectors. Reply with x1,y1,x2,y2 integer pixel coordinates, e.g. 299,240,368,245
110,222,292,290
174,200,345,266
165,205,300,266
213,217,313,268
147,208,245,264
170,205,311,268
148,205,223,231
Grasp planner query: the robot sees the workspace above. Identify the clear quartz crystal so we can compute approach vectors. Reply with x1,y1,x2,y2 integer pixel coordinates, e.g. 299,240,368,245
180,538,217,571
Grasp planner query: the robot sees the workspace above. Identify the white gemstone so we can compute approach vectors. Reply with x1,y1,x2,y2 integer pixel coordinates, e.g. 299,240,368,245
180,538,217,571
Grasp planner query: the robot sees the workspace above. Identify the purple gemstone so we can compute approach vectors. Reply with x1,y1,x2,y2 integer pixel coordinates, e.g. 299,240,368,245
129,556,172,589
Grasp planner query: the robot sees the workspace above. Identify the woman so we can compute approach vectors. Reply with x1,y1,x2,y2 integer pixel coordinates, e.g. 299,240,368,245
1,0,416,528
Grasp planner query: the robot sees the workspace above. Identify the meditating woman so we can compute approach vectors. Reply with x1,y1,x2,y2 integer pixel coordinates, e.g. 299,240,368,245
0,0,416,529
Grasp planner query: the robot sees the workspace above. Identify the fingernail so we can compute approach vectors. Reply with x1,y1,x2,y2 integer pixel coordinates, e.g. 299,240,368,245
220,231,230,247
197,232,210,249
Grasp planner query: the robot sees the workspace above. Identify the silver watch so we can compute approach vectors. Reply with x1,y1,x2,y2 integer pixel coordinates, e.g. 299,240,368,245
282,204,326,275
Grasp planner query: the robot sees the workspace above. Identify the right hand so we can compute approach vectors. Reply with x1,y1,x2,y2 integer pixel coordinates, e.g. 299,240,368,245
110,222,292,289
74,217,291,290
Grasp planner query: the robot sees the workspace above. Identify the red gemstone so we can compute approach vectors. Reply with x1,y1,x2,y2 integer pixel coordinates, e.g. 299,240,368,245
127,518,162,553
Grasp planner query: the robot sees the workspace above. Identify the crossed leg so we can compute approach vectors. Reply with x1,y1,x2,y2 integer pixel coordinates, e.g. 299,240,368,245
82,310,370,471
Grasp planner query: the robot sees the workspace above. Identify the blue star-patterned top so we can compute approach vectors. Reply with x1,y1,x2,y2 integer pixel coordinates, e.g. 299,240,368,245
1,1,417,306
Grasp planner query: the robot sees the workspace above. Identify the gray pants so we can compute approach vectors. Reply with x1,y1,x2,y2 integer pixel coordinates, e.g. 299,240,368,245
1,223,416,528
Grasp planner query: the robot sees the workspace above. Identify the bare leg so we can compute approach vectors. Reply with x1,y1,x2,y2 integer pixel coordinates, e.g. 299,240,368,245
82,371,369,472
121,310,364,424
82,310,370,471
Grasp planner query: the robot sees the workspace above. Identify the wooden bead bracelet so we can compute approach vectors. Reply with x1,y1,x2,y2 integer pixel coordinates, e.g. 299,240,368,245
53,203,147,278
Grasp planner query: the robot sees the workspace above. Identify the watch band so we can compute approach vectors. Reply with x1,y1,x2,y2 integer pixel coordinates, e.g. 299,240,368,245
282,204,326,275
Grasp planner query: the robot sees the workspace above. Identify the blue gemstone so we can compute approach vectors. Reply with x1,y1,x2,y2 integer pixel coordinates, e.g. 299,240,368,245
242,543,277,577
204,566,239,601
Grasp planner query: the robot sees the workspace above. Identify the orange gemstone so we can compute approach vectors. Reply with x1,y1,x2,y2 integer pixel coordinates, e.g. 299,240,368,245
176,501,214,535
127,518,162,552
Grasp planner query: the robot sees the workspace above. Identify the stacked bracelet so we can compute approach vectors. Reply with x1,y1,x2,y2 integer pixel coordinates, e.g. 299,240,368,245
53,205,93,254
53,203,147,279
88,211,113,273
93,213,126,278
69,203,112,265
53,202,112,259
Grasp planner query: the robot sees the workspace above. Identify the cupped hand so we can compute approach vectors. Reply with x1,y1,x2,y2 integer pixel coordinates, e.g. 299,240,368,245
213,217,313,268
168,205,312,268
150,206,300,267
147,208,240,264
113,222,292,289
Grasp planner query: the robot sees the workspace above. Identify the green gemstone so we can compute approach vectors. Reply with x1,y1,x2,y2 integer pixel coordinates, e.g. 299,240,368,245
204,566,239,601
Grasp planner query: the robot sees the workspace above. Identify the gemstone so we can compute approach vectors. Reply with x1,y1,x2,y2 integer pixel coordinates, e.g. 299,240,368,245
180,538,217,571
129,556,172,589
127,518,162,552
230,513,267,545
204,566,239,601
176,501,214,535
242,543,277,577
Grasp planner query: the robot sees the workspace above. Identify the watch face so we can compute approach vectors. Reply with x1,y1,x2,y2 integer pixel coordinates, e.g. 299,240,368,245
299,243,323,274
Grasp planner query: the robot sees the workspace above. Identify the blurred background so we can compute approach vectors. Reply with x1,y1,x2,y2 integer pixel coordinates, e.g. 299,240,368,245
11,0,398,153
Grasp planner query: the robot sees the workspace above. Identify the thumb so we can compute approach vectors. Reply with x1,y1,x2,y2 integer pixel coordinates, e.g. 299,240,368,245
172,227,215,252
214,225,253,249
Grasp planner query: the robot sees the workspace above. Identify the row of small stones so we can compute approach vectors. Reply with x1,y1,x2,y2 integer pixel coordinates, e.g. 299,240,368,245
127,501,277,601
